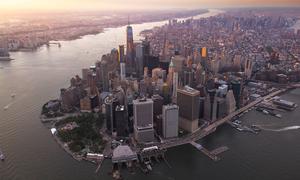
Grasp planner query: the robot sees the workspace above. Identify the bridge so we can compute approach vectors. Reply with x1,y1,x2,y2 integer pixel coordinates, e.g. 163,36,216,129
149,89,287,150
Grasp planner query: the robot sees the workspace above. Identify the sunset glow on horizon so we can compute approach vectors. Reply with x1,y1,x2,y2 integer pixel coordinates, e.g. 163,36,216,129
0,0,300,14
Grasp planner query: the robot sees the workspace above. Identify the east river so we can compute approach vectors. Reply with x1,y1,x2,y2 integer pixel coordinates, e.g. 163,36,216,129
1,9,300,180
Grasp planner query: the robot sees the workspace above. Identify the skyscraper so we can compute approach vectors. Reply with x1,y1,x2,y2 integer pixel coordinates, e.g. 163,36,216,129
231,80,242,109
126,24,134,74
244,59,253,79
135,43,144,79
177,86,200,133
204,89,217,122
119,45,126,80
115,105,128,137
133,98,154,143
162,104,179,138
172,72,179,102
225,90,236,114
105,95,119,134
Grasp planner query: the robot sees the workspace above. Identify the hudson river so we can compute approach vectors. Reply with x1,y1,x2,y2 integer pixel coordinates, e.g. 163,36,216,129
1,9,300,180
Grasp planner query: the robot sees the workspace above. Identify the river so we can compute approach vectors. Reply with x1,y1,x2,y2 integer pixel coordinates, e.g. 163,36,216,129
1,9,300,180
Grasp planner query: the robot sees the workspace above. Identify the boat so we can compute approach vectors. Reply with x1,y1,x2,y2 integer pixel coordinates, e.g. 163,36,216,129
262,110,269,115
251,125,261,132
236,127,244,132
275,114,282,118
3,105,8,111
234,120,241,124
0,150,5,161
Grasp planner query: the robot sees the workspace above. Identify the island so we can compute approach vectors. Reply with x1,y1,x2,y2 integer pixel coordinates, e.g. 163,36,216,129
41,8,300,179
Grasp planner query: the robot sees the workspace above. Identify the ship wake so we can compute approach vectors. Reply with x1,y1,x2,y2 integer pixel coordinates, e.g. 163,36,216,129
256,125,300,132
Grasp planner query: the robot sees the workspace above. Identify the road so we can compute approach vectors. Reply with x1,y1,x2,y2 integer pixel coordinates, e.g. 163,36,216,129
154,89,286,150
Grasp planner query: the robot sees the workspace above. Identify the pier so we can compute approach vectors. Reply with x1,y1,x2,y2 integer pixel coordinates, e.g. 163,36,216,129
190,142,220,161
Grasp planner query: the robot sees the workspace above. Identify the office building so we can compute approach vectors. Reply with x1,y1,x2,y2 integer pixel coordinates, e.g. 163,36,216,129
162,104,179,138
231,80,242,109
225,90,236,114
133,98,154,142
115,105,128,137
244,59,253,79
203,89,217,122
126,24,134,74
119,45,126,80
105,95,119,133
135,43,144,79
177,86,200,133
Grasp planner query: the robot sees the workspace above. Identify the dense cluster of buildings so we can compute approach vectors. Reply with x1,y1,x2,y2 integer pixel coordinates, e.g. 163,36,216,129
58,10,300,146
145,11,300,84
59,20,259,145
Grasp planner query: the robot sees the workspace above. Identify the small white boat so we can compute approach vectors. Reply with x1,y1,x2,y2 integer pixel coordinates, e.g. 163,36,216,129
262,110,269,115
3,106,8,111
0,150,5,161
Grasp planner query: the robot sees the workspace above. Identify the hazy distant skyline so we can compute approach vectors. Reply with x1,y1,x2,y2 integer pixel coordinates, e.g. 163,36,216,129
1,0,300,13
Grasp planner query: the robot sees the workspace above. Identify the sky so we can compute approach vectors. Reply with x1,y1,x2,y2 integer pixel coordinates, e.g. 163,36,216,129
0,0,299,13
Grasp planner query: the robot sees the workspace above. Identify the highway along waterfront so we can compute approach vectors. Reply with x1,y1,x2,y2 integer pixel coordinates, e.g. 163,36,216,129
1,9,300,180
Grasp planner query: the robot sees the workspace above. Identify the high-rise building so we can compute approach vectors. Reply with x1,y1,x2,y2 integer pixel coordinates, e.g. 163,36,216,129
231,80,242,109
233,54,242,71
172,72,179,102
135,43,144,79
172,55,185,74
183,70,193,87
100,61,109,92
225,90,236,114
210,59,220,74
126,24,134,74
152,94,164,135
203,89,217,122
177,86,200,133
133,98,154,142
244,59,253,79
115,105,128,137
119,45,126,80
105,95,119,133
216,97,227,119
80,97,92,112
152,94,164,117
201,47,207,58
167,58,175,86
162,104,179,138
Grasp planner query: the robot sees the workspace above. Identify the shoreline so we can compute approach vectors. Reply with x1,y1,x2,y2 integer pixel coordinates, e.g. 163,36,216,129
6,9,209,54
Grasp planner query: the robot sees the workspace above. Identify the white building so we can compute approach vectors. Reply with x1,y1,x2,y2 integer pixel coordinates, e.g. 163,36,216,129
162,104,179,138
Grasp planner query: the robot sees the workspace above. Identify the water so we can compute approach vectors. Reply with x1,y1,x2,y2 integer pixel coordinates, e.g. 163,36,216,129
1,9,300,180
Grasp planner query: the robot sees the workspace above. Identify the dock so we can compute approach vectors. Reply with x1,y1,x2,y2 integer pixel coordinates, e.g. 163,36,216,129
190,142,220,161
211,146,229,155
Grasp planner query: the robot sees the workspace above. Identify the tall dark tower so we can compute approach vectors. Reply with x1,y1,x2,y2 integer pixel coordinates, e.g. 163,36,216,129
126,20,134,74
